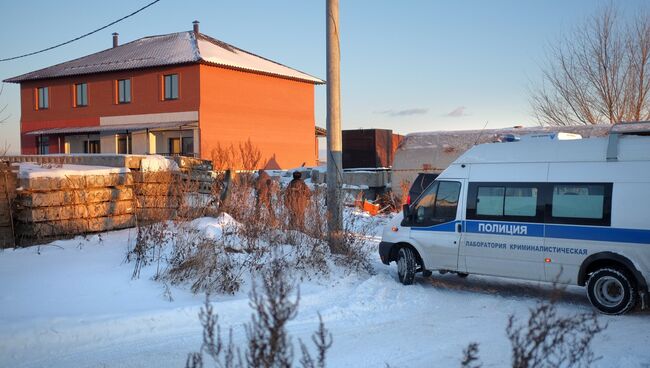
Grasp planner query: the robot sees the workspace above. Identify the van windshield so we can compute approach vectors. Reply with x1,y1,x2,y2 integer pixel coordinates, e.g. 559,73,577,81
412,181,461,226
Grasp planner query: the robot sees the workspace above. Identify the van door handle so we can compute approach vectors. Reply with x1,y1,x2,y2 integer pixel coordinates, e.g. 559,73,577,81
456,223,462,233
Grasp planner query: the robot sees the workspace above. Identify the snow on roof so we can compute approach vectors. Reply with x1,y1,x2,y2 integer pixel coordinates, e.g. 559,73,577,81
398,125,611,151
4,31,324,85
140,155,180,172
457,135,650,164
17,162,130,179
196,34,324,84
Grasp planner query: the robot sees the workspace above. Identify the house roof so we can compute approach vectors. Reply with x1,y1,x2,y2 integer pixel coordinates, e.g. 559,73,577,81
4,31,325,84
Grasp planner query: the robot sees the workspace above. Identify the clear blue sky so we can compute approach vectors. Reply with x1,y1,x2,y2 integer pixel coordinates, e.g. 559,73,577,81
0,0,647,154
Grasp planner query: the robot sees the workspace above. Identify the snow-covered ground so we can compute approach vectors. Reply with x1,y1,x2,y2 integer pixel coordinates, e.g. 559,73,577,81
1,216,649,368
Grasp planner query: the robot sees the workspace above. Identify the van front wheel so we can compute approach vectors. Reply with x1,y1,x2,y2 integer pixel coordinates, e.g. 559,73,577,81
586,268,637,315
397,247,416,285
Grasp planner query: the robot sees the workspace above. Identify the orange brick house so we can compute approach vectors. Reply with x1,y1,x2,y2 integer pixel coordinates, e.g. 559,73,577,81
4,22,325,169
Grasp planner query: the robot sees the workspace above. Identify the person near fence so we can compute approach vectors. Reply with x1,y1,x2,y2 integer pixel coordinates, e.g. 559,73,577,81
255,170,278,225
284,171,311,230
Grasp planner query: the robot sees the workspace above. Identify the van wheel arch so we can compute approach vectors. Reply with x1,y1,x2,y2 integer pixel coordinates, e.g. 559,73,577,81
390,243,425,269
578,252,647,291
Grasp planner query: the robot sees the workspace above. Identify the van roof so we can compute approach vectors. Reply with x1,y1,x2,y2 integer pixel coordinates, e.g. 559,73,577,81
456,135,650,164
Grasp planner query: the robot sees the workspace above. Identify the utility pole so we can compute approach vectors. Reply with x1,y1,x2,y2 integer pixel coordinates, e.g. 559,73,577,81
326,0,343,253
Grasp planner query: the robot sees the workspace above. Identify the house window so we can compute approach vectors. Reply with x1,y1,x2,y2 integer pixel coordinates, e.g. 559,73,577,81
75,83,88,107
37,87,49,109
37,136,49,154
84,140,100,154
169,137,181,155
163,74,179,100
117,135,131,154
117,79,131,103
182,137,194,155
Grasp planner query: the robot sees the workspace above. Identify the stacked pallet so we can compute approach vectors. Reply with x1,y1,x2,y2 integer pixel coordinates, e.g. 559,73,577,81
171,156,214,194
133,170,182,222
13,164,135,245
0,162,17,248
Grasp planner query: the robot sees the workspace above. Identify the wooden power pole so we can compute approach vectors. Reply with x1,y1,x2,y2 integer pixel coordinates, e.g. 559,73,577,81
326,0,343,252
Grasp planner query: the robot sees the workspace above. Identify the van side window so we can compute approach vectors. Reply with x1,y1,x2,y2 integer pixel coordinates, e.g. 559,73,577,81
505,187,538,216
468,183,542,223
412,181,461,226
476,187,504,215
548,183,612,226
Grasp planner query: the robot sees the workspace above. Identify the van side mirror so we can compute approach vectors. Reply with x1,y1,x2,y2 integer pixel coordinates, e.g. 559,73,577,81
402,204,411,219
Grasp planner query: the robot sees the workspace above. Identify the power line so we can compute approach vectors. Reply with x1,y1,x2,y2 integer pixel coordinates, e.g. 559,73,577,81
0,0,162,62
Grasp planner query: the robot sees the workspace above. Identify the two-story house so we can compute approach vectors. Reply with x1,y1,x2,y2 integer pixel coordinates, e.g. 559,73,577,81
4,22,325,169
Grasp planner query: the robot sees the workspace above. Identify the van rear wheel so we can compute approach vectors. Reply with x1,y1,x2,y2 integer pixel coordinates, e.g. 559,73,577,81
397,247,416,285
586,267,637,315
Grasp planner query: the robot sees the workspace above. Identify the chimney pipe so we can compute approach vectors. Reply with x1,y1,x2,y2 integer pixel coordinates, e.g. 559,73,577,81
192,20,200,34
112,32,119,48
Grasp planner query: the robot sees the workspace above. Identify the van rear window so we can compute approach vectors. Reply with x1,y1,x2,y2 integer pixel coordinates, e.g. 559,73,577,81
551,184,605,219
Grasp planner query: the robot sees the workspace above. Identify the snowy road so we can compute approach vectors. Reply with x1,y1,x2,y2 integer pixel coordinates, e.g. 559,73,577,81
1,225,649,368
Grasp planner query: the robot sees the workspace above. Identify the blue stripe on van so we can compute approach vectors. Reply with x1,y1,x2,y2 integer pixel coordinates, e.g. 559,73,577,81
409,220,650,245
545,224,650,245
410,221,458,232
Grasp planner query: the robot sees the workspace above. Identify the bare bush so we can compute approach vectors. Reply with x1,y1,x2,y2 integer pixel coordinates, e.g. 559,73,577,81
531,5,650,125
459,290,606,368
0,83,10,124
211,143,236,172
239,139,263,171
186,259,332,368
460,342,481,368
127,220,170,279
211,139,264,171
333,210,375,275
506,300,605,368
167,235,246,295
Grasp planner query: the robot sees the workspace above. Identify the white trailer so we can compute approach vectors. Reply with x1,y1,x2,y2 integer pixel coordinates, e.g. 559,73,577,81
380,123,650,314
391,125,612,199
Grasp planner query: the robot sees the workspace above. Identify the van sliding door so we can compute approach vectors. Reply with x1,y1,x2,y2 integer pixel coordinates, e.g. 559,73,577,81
461,182,546,281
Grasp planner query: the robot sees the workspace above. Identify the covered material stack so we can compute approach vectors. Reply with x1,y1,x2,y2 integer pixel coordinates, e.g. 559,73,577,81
171,156,214,194
14,164,135,245
132,170,182,222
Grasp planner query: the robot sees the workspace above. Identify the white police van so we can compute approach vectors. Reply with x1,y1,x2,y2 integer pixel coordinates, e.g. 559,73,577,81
379,123,650,314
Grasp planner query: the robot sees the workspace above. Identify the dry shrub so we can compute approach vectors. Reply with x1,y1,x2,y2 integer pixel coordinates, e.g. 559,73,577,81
459,286,606,368
185,258,332,368
238,139,262,171
211,139,263,171
177,167,210,220
333,210,375,275
167,234,246,295
211,143,236,172
399,179,411,206
375,190,401,213
506,300,605,368
127,220,170,279
460,343,481,368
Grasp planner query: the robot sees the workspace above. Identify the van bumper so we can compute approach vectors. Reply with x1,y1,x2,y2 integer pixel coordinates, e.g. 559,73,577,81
379,241,395,265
